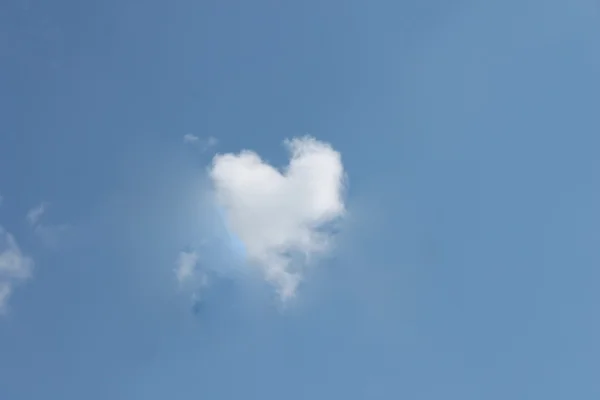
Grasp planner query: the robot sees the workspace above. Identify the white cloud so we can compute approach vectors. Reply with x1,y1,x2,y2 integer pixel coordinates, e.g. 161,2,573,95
0,227,33,313
183,134,200,143
26,202,47,226
209,136,346,300
175,250,199,285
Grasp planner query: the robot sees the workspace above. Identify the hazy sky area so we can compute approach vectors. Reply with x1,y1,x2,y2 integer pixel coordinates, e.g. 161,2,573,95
1,1,600,399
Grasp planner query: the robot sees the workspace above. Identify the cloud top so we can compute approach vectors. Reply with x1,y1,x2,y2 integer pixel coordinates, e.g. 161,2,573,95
208,136,346,300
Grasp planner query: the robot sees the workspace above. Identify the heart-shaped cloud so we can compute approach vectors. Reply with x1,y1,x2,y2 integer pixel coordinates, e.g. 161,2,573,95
209,136,346,300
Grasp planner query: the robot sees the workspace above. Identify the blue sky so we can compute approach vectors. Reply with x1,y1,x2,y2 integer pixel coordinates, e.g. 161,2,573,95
1,0,600,398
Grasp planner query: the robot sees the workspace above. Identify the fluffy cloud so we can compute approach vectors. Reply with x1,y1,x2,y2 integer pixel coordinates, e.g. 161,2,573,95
209,136,346,300
0,227,33,313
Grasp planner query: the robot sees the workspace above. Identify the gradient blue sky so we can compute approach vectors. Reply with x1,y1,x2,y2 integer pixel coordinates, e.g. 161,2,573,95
1,0,600,398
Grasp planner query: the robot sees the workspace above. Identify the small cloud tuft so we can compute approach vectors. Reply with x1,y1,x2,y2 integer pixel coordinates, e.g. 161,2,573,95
26,202,70,249
184,134,218,152
175,250,199,285
26,202,47,226
183,134,200,143
0,227,33,314
206,136,218,148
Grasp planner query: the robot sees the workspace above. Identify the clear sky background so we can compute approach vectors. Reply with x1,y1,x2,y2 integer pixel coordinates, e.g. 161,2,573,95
1,0,600,399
